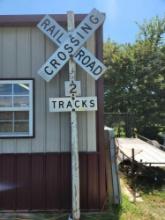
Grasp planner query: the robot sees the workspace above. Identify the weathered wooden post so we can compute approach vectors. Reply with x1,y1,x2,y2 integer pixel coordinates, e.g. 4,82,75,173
67,11,80,220
131,148,136,202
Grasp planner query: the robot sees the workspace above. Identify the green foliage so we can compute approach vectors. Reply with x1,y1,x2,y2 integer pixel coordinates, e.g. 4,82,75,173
104,16,165,135
137,16,165,46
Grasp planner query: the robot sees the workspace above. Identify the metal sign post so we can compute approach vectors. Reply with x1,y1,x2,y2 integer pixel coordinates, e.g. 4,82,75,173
37,8,107,220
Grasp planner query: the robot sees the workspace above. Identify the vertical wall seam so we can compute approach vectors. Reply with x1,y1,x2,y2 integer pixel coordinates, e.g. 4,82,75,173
15,28,17,152
44,154,46,210
44,35,46,153
15,154,17,210
0,28,4,151
30,154,32,210
30,27,33,153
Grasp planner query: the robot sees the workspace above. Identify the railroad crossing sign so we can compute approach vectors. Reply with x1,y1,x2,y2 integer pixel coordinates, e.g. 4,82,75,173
37,9,107,220
37,8,107,82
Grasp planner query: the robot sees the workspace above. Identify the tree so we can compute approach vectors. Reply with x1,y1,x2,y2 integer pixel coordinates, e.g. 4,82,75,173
104,16,165,139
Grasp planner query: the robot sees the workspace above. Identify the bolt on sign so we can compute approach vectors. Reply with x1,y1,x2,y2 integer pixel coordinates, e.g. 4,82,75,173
37,8,107,220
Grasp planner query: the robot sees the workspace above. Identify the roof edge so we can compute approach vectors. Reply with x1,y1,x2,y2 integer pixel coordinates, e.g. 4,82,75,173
0,14,87,26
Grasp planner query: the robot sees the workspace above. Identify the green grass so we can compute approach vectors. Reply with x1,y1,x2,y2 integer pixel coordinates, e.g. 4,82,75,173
81,195,142,220
81,187,165,220
0,190,164,220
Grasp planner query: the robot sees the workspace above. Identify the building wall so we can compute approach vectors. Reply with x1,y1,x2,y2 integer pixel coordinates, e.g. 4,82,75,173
0,153,102,211
0,15,106,211
0,26,96,153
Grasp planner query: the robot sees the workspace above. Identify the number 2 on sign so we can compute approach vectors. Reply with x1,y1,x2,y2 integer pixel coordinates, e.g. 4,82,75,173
70,81,77,94
65,81,81,97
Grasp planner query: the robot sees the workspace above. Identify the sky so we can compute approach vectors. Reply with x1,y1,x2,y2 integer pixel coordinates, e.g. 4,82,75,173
0,0,165,44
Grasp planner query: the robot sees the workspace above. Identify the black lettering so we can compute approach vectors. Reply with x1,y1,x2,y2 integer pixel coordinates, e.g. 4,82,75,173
64,44,73,54
76,31,84,39
89,15,99,24
57,51,66,61
86,61,95,71
53,29,60,38
93,65,103,75
69,35,80,46
75,49,85,61
67,100,73,108
70,82,77,94
82,100,87,107
59,101,64,108
82,56,91,65
81,23,92,34
75,100,80,108
47,25,55,35
50,59,60,69
41,18,50,29
52,101,56,108
90,99,95,107
56,33,64,44
44,66,53,75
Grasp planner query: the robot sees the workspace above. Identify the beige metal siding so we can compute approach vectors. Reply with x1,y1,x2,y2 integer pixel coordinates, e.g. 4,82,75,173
86,35,96,152
31,27,46,153
0,28,17,153
0,27,96,153
16,27,32,153
45,38,61,152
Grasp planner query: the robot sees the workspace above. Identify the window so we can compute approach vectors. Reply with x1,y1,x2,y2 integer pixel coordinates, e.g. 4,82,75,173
0,80,34,137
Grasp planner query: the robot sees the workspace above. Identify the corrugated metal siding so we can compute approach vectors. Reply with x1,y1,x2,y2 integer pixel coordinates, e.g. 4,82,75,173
0,153,101,211
0,27,96,153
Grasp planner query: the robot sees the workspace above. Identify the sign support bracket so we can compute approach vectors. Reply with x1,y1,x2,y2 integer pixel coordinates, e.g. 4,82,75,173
67,11,80,220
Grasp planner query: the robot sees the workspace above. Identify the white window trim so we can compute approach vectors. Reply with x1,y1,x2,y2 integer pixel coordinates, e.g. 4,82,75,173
0,79,33,137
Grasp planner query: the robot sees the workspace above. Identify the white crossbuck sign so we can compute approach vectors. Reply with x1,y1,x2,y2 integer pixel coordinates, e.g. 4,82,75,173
37,8,107,82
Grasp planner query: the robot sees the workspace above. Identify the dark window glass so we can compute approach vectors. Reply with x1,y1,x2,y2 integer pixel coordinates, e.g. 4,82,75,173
15,111,29,120
14,121,29,132
14,83,29,95
0,84,12,95
0,97,12,107
0,112,12,120
0,122,12,132
14,96,29,107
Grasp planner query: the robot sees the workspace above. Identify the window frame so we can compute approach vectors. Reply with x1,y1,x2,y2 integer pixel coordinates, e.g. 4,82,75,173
0,79,34,138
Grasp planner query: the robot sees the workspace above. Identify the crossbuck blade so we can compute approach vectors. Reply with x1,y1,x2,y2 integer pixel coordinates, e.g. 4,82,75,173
37,8,107,82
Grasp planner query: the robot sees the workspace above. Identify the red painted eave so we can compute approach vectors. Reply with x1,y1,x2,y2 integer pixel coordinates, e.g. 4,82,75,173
0,14,87,26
